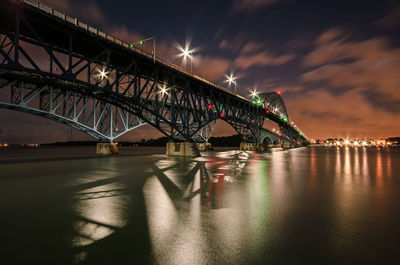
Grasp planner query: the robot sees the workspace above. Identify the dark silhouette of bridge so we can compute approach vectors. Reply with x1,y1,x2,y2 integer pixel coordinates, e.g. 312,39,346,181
0,0,308,151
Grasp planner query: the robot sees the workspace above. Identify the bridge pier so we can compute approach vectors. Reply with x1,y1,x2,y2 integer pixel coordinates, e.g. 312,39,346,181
96,142,119,155
240,142,267,151
196,142,213,151
166,142,200,157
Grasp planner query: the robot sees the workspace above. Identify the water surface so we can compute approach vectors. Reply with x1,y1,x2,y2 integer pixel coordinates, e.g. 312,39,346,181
0,146,399,265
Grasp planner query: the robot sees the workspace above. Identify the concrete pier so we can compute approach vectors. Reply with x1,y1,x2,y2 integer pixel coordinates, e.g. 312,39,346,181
96,143,119,155
240,142,267,151
196,142,213,151
166,142,200,157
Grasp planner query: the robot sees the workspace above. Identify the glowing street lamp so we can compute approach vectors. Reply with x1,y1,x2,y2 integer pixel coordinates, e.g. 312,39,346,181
225,73,237,93
250,88,258,99
344,139,350,145
178,44,194,73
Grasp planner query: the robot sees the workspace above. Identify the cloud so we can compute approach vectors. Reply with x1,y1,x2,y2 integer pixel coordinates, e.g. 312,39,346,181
41,0,106,24
285,88,400,139
315,27,346,44
231,0,288,13
234,51,294,70
302,30,400,102
240,41,264,54
375,5,400,29
218,31,249,53
194,56,231,82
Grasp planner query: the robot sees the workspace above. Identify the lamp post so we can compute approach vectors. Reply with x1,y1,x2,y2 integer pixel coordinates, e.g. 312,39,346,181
130,35,156,63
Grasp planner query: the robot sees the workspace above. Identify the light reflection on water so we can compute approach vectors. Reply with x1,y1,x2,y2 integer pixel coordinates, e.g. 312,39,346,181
0,146,399,265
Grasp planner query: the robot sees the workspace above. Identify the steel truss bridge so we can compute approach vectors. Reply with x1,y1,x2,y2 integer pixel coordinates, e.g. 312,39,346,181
0,0,308,146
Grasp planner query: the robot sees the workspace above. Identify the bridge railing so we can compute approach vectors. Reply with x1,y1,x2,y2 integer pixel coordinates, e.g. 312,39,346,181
20,0,249,103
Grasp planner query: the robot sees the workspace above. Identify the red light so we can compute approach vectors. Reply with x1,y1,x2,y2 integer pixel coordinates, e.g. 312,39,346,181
251,119,254,123
207,104,212,110
276,91,281,95
278,133,282,136
266,110,270,114
220,113,224,118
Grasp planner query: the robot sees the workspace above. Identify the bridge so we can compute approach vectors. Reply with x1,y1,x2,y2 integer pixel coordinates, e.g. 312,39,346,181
0,0,308,156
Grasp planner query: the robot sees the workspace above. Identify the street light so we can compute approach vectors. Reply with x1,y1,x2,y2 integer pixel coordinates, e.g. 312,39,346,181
250,88,258,98
131,35,156,63
178,44,194,73
225,73,237,93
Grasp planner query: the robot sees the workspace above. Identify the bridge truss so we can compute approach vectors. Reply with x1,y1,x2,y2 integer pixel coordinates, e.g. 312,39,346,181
0,0,307,146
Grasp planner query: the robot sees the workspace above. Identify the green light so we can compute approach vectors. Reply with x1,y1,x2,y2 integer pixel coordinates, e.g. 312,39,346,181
299,132,303,136
130,44,134,48
140,41,144,45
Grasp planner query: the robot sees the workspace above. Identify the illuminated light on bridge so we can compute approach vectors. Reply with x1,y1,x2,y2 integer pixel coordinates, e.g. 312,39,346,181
354,141,359,147
98,69,109,80
182,47,191,58
344,139,350,145
177,42,196,72
225,73,238,93
159,85,169,96
252,98,263,106
362,141,368,146
250,88,258,99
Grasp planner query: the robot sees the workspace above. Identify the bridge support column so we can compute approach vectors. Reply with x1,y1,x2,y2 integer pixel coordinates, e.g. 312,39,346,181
240,142,267,151
96,142,119,155
196,142,213,151
166,142,200,157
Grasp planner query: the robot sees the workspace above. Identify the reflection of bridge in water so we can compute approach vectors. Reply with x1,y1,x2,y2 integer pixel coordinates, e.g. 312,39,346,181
69,150,255,264
0,0,308,155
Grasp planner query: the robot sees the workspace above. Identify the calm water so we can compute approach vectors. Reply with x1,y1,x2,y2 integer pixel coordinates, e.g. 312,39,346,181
0,146,399,265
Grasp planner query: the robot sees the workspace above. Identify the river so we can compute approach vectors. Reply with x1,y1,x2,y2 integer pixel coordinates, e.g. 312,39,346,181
0,146,399,265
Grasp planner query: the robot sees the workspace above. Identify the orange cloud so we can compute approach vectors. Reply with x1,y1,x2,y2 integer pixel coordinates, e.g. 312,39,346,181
194,56,231,82
302,33,400,101
240,41,264,54
234,51,294,70
285,88,400,139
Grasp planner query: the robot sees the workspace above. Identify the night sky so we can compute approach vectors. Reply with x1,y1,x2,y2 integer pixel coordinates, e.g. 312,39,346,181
1,0,399,143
